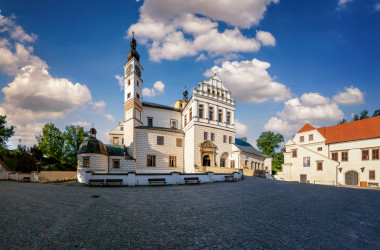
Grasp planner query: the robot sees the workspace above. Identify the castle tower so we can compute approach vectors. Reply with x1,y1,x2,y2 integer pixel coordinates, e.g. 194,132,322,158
123,32,143,157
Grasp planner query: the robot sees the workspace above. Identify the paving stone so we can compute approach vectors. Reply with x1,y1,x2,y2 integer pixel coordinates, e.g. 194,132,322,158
1,179,380,249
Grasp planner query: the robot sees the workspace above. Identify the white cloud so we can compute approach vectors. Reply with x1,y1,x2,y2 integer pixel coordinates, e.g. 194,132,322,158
0,106,5,116
204,58,291,103
104,114,115,121
213,53,241,65
142,80,165,97
338,0,354,6
235,119,248,135
92,100,106,111
128,0,278,61
375,3,380,11
256,30,276,46
0,12,94,146
115,74,124,89
0,12,37,43
195,53,207,62
264,93,344,136
71,121,90,127
332,86,364,105
138,0,279,28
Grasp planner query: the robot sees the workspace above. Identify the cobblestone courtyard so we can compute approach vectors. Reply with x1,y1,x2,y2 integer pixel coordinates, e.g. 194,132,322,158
1,178,380,249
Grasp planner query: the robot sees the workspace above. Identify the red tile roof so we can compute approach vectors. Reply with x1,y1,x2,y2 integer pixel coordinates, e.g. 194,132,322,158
0,159,11,172
300,116,380,144
297,123,315,133
240,164,248,169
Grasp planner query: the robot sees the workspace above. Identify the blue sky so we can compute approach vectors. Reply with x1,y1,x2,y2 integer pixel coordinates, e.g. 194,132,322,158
0,0,379,148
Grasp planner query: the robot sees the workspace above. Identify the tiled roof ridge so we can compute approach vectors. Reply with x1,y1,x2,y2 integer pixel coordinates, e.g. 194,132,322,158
0,159,11,172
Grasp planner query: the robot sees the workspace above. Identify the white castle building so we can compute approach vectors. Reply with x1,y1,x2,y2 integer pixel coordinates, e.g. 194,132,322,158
77,36,271,179
278,116,380,186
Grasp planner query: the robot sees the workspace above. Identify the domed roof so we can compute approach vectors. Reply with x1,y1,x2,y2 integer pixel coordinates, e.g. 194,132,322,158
78,137,108,155
127,49,140,62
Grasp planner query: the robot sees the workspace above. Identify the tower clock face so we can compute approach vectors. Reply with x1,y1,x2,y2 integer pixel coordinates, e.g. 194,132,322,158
125,65,133,75
135,65,141,77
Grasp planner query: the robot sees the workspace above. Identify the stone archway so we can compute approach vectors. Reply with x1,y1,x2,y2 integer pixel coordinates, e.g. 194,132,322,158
203,155,211,166
199,140,216,167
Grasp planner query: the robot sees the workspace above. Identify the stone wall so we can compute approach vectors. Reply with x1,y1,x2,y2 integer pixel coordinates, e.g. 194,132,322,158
199,166,238,174
38,171,77,183
108,156,135,173
135,128,184,173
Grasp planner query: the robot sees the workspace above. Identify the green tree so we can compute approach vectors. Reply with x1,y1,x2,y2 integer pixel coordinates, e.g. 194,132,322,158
62,125,89,168
338,118,347,124
256,131,284,156
237,137,248,142
352,114,360,121
15,145,37,173
37,123,64,161
372,109,380,117
272,148,285,174
359,109,369,120
0,115,15,148
257,131,285,175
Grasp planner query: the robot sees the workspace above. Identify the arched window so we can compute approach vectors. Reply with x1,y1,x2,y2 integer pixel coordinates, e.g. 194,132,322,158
220,152,228,168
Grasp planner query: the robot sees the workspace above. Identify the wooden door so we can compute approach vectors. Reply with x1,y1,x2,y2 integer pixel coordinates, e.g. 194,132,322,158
300,174,307,183
345,171,358,185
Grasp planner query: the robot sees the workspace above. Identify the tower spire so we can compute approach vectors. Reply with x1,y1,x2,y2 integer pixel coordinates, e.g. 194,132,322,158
183,80,188,102
127,32,140,62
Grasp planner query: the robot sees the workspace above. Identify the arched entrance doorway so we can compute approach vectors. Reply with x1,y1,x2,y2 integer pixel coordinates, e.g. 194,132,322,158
199,140,216,167
345,171,358,185
203,155,211,166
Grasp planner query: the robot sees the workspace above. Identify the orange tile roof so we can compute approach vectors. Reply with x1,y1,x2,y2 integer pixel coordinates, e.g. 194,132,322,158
301,116,380,144
240,164,248,169
297,123,315,133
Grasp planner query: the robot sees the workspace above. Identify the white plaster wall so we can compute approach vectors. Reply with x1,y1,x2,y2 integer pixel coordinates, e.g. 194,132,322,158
239,153,266,170
293,129,326,146
281,145,338,184
193,125,234,170
142,107,182,128
135,128,184,173
108,156,135,173
0,166,9,179
78,154,108,173
184,126,195,173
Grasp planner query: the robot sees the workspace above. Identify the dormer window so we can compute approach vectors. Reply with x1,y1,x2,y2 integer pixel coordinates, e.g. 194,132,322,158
300,136,304,142
148,117,153,126
199,105,204,119
309,134,314,141
171,120,177,129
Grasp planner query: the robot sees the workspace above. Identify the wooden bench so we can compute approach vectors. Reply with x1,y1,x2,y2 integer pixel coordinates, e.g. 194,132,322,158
224,175,237,182
88,179,105,186
21,177,31,182
106,179,123,187
368,182,379,187
148,178,166,185
184,177,200,184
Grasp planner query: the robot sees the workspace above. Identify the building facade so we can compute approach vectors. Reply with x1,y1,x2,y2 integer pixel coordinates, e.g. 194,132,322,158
278,117,380,186
77,36,271,179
